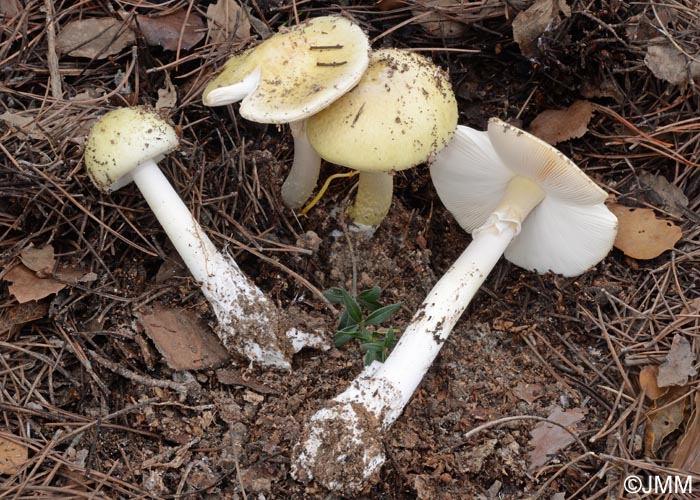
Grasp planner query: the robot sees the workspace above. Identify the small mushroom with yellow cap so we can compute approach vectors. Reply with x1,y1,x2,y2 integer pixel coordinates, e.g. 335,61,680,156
202,15,370,210
305,48,458,227
84,107,297,370
291,118,617,494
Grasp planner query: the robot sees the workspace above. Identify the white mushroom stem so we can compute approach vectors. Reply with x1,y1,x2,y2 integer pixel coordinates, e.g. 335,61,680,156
281,120,322,209
130,159,293,370
293,175,545,492
343,176,545,420
348,171,394,227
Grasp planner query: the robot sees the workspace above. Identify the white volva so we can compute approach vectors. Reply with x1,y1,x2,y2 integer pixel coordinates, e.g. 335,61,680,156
292,118,618,493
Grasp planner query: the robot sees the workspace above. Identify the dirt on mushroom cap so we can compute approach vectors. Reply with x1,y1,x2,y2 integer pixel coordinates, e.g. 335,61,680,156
201,16,370,124
306,48,458,172
84,107,179,191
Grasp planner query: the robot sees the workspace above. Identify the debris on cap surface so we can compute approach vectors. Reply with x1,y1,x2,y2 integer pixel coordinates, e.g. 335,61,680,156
202,16,370,123
307,48,458,172
84,107,179,191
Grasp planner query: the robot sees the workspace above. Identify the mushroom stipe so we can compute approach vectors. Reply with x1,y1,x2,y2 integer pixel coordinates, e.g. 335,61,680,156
291,118,617,493
84,107,300,370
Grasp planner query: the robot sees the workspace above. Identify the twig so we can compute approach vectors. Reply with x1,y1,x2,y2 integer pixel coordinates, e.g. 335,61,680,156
43,0,62,99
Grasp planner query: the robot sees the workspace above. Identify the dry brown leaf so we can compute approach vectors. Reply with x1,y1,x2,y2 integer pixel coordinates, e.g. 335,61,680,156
72,89,104,101
644,42,700,87
644,386,688,456
2,107,98,145
0,301,49,335
137,305,230,371
0,434,28,475
580,78,623,102
156,74,177,110
0,111,46,140
528,407,585,470
528,100,595,145
608,204,682,260
682,298,700,316
206,0,251,44
638,172,688,217
137,9,205,51
512,382,545,404
412,0,467,39
19,246,55,276
4,264,67,303
512,0,570,57
639,365,668,401
3,254,91,303
0,0,21,18
672,392,700,474
57,18,136,59
657,335,697,388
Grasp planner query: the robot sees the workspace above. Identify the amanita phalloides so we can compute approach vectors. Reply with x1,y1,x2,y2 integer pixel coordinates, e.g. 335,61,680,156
85,107,298,370
292,118,618,493
202,15,370,209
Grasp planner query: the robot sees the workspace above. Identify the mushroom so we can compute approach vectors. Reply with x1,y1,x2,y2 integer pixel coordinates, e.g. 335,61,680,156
201,15,370,209
306,48,458,227
84,107,295,370
291,118,617,493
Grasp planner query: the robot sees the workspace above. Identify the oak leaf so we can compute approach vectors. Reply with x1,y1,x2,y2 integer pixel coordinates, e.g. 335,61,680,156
608,204,682,259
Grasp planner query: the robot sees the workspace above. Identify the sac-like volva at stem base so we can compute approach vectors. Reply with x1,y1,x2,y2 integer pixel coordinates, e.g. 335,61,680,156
293,176,546,492
130,159,293,369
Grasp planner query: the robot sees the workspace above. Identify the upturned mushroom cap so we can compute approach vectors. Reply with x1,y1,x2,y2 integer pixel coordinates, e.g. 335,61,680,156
85,107,179,192
306,48,458,172
201,16,370,123
430,119,618,277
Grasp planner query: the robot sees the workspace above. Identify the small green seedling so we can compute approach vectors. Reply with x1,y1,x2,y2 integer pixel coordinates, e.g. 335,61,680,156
323,285,402,365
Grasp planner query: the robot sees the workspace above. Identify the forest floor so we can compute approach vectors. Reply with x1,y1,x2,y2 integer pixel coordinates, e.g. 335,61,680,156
1,0,699,498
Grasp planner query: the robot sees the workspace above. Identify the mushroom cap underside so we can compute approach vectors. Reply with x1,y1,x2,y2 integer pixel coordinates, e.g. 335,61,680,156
306,48,458,172
488,117,607,204
84,107,179,192
202,15,370,123
430,124,617,277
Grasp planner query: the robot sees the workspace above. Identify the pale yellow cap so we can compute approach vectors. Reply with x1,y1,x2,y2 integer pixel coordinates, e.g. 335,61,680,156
202,16,370,123
306,49,458,172
84,107,179,191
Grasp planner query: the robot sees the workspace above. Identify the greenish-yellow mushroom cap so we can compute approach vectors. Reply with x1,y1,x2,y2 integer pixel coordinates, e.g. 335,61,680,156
84,107,179,192
306,48,458,171
202,16,370,123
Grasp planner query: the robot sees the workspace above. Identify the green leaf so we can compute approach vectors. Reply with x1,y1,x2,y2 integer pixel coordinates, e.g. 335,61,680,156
385,328,397,348
362,342,385,353
358,285,381,302
339,288,363,323
365,302,402,325
364,349,379,366
338,309,354,330
339,324,361,334
323,287,346,305
333,332,354,347
357,286,383,311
